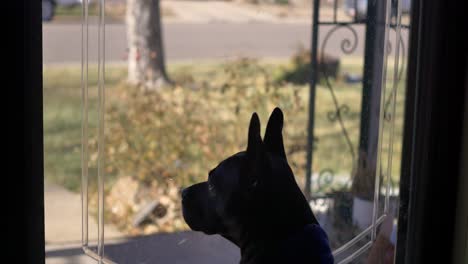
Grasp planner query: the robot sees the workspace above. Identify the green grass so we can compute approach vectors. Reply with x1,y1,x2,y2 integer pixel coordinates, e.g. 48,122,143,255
54,4,99,19
43,65,126,190
43,59,406,193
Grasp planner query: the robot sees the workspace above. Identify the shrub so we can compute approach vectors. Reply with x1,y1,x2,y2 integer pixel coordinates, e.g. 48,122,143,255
105,58,309,189
278,46,340,85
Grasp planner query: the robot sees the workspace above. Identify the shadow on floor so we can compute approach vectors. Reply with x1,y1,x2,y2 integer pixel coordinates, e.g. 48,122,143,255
46,231,240,264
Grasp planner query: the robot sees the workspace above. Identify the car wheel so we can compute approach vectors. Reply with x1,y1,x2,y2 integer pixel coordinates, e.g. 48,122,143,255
42,1,55,22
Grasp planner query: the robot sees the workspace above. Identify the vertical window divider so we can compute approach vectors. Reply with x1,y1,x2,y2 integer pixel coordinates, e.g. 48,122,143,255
81,0,114,263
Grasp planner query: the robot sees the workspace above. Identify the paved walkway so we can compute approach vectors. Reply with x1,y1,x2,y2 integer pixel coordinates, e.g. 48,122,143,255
50,1,347,24
45,181,121,263
44,181,122,245
162,0,310,24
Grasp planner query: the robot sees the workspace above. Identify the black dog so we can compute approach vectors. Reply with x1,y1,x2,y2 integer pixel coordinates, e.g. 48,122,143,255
182,108,334,264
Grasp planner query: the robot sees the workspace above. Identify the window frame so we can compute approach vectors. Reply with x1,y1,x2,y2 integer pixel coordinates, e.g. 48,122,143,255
19,0,466,263
395,0,467,263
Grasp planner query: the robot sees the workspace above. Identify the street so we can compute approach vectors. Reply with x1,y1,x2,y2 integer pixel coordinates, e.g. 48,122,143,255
43,22,408,64
44,22,408,64
43,22,310,64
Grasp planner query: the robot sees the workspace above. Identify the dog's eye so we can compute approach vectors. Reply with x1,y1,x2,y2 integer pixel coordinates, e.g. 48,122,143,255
252,180,258,187
208,182,216,193
247,180,258,192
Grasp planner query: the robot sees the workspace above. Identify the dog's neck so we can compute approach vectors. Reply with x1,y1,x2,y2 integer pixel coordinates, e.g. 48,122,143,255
235,172,318,263
237,223,312,264
237,198,317,262
238,232,281,264
223,156,320,263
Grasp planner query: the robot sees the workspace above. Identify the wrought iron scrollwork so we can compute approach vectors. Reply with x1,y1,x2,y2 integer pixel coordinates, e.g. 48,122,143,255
327,105,351,122
316,168,335,193
319,25,359,173
384,28,407,121
305,0,411,262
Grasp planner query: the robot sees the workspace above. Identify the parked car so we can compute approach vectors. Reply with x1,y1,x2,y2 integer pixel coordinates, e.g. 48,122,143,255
343,0,411,21
42,0,56,21
42,0,94,22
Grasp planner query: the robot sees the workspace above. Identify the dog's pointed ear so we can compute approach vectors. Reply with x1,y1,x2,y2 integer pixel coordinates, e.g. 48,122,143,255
243,112,267,193
247,112,263,159
246,112,266,176
264,107,286,159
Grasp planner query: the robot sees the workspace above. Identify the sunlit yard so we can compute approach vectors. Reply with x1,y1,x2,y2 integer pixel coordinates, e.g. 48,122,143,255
43,57,405,196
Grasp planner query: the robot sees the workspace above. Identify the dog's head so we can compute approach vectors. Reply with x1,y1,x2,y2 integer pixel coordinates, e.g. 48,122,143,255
181,108,317,245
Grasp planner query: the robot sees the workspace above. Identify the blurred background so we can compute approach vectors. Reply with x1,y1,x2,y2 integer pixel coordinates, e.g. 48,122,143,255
43,0,410,263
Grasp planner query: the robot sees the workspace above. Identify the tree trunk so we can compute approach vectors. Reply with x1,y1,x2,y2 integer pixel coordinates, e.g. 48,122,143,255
126,0,171,90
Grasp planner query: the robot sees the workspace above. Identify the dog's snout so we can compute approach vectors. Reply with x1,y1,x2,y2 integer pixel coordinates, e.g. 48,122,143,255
181,188,189,200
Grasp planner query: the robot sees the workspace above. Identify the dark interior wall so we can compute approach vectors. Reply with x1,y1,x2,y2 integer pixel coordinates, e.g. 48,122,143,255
23,0,45,263
395,0,467,263
453,62,468,264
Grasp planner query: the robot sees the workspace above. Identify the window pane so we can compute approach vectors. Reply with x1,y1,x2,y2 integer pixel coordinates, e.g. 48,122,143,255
43,0,411,263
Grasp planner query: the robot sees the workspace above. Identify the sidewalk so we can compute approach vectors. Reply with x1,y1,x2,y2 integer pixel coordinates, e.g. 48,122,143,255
44,182,239,263
162,0,308,23
44,181,123,245
50,0,327,24
44,181,123,263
